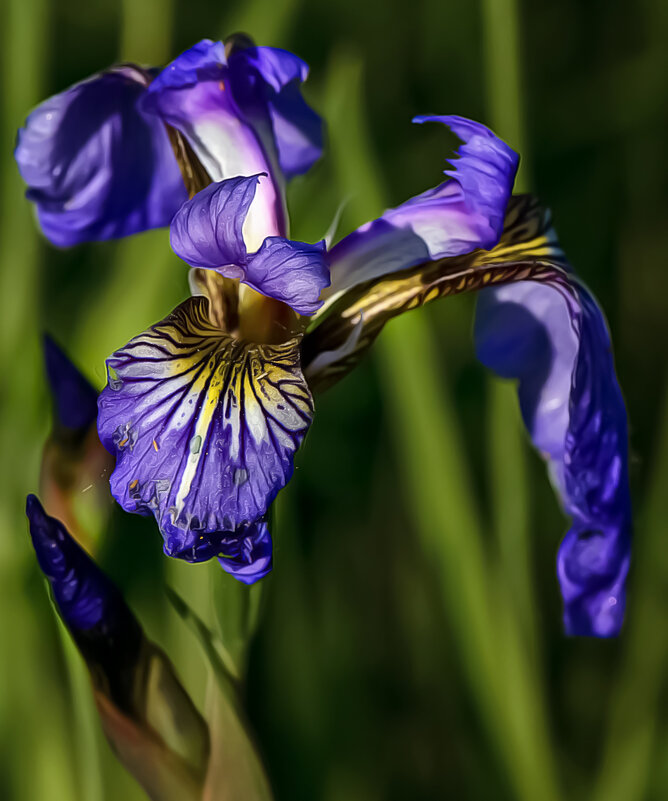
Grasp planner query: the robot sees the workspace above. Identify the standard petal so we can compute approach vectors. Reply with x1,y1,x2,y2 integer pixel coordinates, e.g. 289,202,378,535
97,297,313,556
170,176,330,314
227,46,324,179
474,266,631,638
141,39,285,249
326,115,518,294
15,66,187,247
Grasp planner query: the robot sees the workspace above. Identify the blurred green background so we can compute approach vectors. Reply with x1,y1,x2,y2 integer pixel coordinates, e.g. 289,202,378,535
1,0,668,799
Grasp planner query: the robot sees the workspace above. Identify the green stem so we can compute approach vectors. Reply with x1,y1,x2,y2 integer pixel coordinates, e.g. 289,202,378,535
55,615,105,801
481,0,529,191
0,0,80,798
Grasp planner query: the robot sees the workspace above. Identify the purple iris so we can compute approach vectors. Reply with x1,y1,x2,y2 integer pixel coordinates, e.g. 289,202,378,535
17,37,325,585
18,37,631,633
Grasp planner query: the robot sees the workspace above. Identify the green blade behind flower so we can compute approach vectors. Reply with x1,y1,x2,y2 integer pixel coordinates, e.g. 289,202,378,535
481,0,539,660
323,47,562,801
0,0,81,797
166,585,274,801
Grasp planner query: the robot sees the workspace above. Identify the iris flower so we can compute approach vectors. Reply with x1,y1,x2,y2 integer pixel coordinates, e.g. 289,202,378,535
17,38,631,636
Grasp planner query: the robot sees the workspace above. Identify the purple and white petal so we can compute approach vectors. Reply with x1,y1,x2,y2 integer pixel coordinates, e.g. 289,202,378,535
227,46,324,179
141,39,285,248
15,66,187,247
97,297,313,558
327,115,518,295
170,176,330,314
474,279,631,637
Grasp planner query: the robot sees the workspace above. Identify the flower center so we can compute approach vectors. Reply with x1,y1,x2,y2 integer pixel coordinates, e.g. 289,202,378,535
190,268,301,345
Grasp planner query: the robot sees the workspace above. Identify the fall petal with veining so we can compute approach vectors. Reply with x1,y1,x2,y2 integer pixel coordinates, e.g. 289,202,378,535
97,297,313,556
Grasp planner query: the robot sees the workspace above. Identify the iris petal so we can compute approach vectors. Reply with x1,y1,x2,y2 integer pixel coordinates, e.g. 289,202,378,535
243,237,329,315
305,192,632,635
326,115,518,295
97,297,313,557
141,39,285,248
218,521,273,584
15,66,187,247
170,175,260,270
473,209,631,637
172,519,273,585
303,196,560,392
170,176,330,314
227,46,324,179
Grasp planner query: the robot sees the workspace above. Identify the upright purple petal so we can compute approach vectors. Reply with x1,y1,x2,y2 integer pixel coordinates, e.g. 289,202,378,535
141,39,285,248
15,66,187,247
414,115,518,243
97,297,313,557
170,176,330,314
328,115,518,295
227,46,324,179
474,279,631,637
43,334,99,430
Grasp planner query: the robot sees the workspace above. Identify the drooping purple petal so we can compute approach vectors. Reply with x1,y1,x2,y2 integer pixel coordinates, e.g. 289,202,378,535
43,334,99,430
97,297,313,558
141,39,285,248
15,66,187,247
227,46,324,179
218,521,273,584
327,115,518,295
170,520,272,584
474,279,631,637
170,176,330,314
